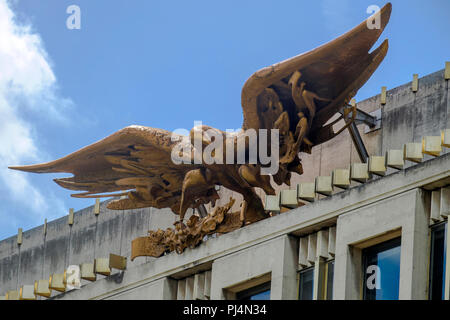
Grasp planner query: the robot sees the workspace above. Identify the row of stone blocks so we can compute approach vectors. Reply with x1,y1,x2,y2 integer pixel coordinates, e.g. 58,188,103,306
0,253,127,300
265,129,450,211
430,187,450,224
177,270,212,300
298,226,336,269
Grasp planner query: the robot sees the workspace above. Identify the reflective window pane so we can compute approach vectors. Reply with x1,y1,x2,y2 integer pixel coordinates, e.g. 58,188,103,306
429,223,447,300
298,268,314,300
362,237,401,300
249,290,270,300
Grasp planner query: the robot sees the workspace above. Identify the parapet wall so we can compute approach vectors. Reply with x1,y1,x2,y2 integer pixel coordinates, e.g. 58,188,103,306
0,202,180,294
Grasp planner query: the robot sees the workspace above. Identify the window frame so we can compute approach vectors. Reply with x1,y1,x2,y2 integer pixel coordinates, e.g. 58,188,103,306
298,267,315,300
324,260,335,300
428,222,447,300
235,281,271,300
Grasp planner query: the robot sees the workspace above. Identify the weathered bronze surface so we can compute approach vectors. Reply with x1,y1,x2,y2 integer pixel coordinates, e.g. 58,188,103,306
10,4,392,258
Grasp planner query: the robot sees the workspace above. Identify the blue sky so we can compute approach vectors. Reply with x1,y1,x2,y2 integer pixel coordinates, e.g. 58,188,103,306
0,0,449,239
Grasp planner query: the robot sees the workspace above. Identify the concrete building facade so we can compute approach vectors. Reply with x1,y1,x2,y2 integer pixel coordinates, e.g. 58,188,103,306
0,67,450,300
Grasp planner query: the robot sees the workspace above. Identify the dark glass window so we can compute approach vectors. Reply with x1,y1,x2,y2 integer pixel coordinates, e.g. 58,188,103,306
298,268,314,300
236,282,270,300
362,237,401,300
429,223,447,300
326,260,334,300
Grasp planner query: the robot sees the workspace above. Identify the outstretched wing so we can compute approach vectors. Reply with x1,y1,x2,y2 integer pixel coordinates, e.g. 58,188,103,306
241,3,391,145
10,126,197,212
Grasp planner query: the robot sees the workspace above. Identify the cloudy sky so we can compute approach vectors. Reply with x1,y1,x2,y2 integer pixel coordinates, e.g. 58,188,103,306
0,0,449,239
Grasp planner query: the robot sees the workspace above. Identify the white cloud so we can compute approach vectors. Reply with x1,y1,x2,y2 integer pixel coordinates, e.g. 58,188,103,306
0,0,69,225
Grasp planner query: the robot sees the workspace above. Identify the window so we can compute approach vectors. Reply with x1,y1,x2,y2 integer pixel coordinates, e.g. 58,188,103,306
429,223,447,300
236,282,270,300
325,260,334,300
298,268,314,300
362,237,401,300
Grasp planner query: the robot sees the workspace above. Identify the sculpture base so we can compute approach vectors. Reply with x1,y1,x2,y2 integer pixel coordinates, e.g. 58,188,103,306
131,198,246,260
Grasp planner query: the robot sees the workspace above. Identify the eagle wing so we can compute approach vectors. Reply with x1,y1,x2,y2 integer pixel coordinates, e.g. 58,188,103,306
241,3,391,145
9,126,197,212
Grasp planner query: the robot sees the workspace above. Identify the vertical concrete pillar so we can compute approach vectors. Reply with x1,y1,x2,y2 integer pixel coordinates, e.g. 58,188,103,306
185,276,194,300
334,243,362,300
193,273,206,300
270,235,299,300
160,277,178,300
398,190,429,300
177,279,186,300
204,270,212,299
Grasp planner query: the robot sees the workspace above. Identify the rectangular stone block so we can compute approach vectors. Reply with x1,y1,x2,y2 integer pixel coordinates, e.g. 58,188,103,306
204,271,212,299
431,190,443,223
381,86,387,105
422,136,442,157
280,189,298,209
49,273,66,293
386,150,404,169
316,230,329,259
440,187,450,218
34,280,52,298
17,228,22,245
6,291,19,300
94,258,111,276
68,208,74,225
297,183,315,202
404,143,423,163
328,226,336,257
332,169,350,189
369,156,387,176
442,129,450,147
412,74,418,92
20,285,36,300
307,233,317,264
177,279,186,300
351,163,369,183
298,237,309,268
264,194,280,212
193,273,206,300
315,176,333,196
109,254,127,271
185,276,194,300
94,198,100,215
80,263,96,281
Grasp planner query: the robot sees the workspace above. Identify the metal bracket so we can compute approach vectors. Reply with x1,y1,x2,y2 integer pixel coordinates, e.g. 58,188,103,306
363,108,381,134
338,105,382,163
348,122,369,163
339,105,380,131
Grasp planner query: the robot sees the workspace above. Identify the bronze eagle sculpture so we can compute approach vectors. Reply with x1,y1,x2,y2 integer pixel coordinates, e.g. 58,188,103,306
10,4,392,257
